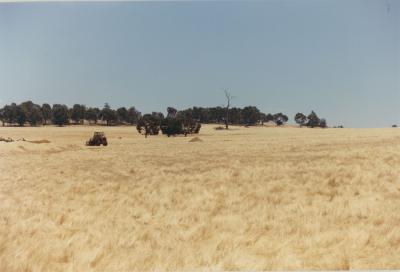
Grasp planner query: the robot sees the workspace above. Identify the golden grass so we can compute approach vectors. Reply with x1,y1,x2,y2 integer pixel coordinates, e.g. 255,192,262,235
0,125,400,271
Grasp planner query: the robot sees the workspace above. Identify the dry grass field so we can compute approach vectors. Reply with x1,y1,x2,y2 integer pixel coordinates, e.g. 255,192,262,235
1,124,400,271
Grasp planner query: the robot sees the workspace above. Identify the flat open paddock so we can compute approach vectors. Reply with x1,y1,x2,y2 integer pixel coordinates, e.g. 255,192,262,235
1,125,400,270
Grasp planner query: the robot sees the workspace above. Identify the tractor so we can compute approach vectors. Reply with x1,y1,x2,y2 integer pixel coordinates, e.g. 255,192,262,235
86,132,108,146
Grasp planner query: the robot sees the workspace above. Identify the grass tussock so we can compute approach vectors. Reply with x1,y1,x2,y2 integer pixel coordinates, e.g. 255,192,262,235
0,125,400,271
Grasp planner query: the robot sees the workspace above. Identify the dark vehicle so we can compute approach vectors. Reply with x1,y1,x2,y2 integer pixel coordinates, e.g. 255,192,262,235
86,132,108,146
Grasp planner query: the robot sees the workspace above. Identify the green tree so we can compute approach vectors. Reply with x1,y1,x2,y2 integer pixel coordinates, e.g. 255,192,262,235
20,101,43,126
3,103,17,125
307,111,320,128
15,105,26,126
85,107,99,124
294,112,307,127
241,106,261,126
229,107,242,124
71,104,86,124
52,104,69,126
116,107,128,123
127,107,141,124
27,104,43,126
41,103,52,125
101,103,117,126
273,112,288,126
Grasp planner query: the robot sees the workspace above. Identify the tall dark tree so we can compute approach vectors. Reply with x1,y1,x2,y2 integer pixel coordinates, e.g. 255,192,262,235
223,89,234,129
229,107,242,125
101,103,117,126
209,106,225,124
190,107,202,122
52,104,69,126
116,107,128,123
127,107,141,125
307,111,320,128
15,105,27,126
20,101,43,126
27,104,43,126
273,113,288,126
242,106,261,125
86,107,99,124
3,103,17,125
294,113,307,127
71,104,86,124
41,103,52,125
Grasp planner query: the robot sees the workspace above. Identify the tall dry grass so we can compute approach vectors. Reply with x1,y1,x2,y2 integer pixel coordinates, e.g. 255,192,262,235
0,125,399,271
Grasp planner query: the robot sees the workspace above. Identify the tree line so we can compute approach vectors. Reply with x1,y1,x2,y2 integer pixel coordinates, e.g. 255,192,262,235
177,107,327,128
177,106,289,126
0,101,141,126
0,100,327,128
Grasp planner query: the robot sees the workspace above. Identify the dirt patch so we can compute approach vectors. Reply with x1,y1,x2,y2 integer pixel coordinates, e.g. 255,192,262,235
189,137,203,143
0,137,25,142
18,146,28,152
0,137,14,142
27,139,51,144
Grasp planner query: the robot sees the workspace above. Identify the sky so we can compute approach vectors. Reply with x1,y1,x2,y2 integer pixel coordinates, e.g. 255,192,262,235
0,0,399,127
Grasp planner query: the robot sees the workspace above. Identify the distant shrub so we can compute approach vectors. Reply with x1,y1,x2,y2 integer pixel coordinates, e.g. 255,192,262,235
393,124,398,128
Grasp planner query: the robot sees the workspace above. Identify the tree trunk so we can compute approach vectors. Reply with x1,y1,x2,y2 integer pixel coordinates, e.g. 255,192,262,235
225,107,229,129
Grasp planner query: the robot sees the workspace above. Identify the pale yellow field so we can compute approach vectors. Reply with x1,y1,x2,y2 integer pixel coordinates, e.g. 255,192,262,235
1,125,400,271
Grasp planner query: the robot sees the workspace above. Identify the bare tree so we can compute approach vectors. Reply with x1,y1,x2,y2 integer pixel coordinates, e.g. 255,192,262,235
223,89,234,129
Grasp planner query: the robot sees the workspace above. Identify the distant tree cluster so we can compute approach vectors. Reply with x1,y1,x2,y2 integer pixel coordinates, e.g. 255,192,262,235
177,106,289,127
294,111,327,128
137,107,201,137
0,101,141,127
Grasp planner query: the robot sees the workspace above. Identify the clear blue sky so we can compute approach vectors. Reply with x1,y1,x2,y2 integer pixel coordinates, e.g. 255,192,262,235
0,0,399,127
